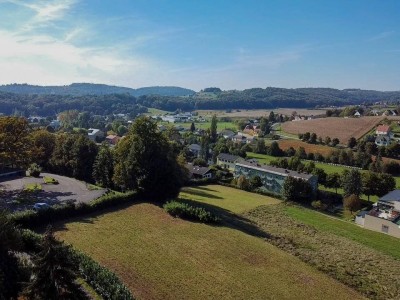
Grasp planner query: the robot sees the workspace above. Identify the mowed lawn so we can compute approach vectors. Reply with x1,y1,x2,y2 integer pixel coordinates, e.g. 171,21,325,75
56,186,362,300
180,184,280,213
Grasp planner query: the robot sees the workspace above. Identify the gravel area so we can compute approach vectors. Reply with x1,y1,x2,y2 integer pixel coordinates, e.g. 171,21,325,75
0,172,106,211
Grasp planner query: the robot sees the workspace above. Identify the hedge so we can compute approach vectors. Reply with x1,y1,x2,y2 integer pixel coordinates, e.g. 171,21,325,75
20,230,134,300
163,200,220,223
11,191,138,229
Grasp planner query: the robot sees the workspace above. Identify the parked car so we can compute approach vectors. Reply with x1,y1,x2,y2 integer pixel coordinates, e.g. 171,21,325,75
33,203,51,210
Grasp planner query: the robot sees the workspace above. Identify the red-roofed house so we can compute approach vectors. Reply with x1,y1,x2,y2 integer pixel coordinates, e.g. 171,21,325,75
106,135,121,145
376,125,391,136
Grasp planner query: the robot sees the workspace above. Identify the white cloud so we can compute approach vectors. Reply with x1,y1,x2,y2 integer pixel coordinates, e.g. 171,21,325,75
368,30,395,42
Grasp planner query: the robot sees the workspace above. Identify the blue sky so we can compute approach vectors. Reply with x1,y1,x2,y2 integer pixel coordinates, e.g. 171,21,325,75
0,0,399,91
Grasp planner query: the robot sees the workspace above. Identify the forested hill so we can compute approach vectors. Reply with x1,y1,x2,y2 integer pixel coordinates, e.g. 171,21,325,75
1,85,400,116
0,83,196,97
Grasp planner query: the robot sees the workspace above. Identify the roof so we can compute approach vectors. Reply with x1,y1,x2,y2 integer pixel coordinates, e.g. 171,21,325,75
88,128,102,135
106,135,119,139
217,153,241,162
220,129,235,135
189,144,201,151
379,190,400,202
376,125,390,132
235,160,315,181
375,136,390,142
186,164,212,176
233,134,246,139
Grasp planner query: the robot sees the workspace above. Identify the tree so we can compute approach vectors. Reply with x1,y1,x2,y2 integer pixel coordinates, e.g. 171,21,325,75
30,129,56,168
347,137,357,148
237,175,250,190
24,227,85,300
362,171,379,201
268,111,276,123
254,138,267,154
93,144,114,188
268,141,284,157
117,125,128,136
282,176,313,202
210,115,218,142
343,194,362,214
325,172,341,194
113,116,186,200
324,136,331,146
193,158,207,167
331,138,340,147
259,117,270,136
0,211,22,300
309,133,317,144
295,147,307,159
341,169,362,197
0,116,34,169
250,176,263,190
302,132,311,142
376,173,396,197
190,122,195,132
312,168,327,185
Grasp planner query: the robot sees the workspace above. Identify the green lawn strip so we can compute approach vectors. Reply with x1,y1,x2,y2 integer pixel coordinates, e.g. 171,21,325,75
284,205,400,260
180,184,280,214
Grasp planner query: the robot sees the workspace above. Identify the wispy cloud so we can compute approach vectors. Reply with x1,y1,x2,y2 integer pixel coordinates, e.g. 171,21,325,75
368,30,395,42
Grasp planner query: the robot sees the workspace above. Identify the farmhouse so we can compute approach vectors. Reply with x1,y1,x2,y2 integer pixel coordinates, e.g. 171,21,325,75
356,190,400,238
217,153,244,171
234,161,318,195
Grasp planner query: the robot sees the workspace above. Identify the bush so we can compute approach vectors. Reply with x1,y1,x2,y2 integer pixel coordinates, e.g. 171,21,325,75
343,194,362,213
163,201,220,223
311,200,328,211
28,163,42,177
11,191,137,229
43,176,59,184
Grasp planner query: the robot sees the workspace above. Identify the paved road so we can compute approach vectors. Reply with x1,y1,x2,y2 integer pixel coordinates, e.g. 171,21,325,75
0,173,106,210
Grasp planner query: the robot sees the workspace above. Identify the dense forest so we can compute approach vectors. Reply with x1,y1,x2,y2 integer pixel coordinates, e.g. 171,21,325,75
1,84,400,116
0,83,195,97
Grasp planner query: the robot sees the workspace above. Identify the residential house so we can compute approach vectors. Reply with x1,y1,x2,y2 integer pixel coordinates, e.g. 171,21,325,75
188,144,201,157
220,129,235,139
376,125,391,136
243,124,261,136
354,111,361,117
356,190,400,238
186,164,214,179
375,135,391,147
234,161,318,195
105,135,121,145
217,153,243,171
232,134,247,143
87,128,104,142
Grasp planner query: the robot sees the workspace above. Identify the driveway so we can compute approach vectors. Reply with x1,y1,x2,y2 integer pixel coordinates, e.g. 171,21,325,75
0,173,106,211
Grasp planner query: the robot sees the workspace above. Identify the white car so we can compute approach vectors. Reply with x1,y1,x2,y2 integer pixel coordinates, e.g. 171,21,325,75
33,203,51,210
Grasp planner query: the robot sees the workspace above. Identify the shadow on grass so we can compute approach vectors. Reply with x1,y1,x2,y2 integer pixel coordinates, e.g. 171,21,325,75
181,186,223,200
176,198,271,239
190,186,219,193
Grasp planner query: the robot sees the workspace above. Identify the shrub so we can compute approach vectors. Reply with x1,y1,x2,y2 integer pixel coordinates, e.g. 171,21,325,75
343,194,362,213
163,201,220,223
28,163,42,177
311,200,328,211
43,176,59,184
23,183,42,192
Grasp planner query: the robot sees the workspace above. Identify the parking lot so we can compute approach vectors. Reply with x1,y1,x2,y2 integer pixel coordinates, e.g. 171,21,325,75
0,172,106,211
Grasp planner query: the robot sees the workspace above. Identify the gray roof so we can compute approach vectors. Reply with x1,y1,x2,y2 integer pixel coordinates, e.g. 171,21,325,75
236,160,315,181
379,190,400,202
189,144,201,151
217,153,241,162
186,164,212,176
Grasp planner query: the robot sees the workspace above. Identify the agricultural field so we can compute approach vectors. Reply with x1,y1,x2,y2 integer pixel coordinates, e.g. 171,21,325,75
282,116,386,143
277,139,334,156
56,186,362,300
197,108,327,118
159,120,236,131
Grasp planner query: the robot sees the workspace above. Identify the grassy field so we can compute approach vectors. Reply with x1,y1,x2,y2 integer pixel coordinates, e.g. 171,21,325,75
282,116,385,143
285,205,400,259
56,186,362,300
278,139,334,156
159,121,236,131
197,108,327,118
180,185,279,213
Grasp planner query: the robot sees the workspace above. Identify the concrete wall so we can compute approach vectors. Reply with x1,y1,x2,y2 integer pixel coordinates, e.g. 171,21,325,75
364,215,400,238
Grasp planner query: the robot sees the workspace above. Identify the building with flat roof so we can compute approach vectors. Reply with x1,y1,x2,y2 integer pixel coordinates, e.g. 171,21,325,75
234,161,318,195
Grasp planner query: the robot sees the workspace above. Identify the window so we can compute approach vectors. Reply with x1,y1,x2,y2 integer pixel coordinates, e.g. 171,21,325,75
382,225,389,233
